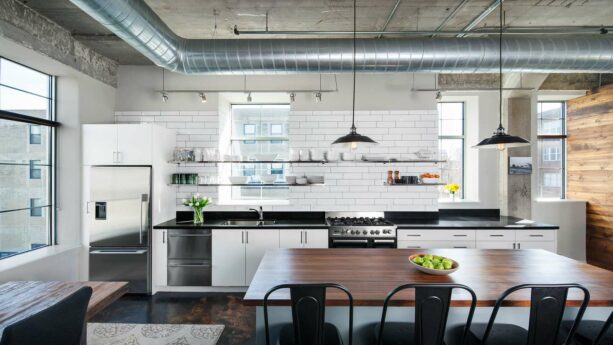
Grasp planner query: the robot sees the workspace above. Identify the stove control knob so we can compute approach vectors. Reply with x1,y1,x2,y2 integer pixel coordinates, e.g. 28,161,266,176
370,230,375,234
375,230,381,235
362,230,368,235
352,230,358,235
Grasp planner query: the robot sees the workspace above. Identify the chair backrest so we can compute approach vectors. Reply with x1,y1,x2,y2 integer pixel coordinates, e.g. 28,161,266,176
263,283,354,345
0,286,93,345
378,283,477,345
594,311,613,345
481,284,590,345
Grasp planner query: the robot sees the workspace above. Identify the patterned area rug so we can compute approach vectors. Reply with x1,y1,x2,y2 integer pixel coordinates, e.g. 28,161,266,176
87,323,224,345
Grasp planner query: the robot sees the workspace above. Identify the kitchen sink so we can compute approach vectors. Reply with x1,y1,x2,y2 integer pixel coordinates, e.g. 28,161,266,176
223,219,276,226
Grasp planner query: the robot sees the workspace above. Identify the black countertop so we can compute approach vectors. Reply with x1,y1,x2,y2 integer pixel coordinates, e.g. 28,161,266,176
153,211,558,230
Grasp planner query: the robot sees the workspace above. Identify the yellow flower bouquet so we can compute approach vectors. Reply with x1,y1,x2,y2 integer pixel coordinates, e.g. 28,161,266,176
444,183,460,199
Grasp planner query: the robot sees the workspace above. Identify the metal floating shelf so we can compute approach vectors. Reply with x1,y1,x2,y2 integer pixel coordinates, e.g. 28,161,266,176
170,159,445,164
384,183,446,186
170,183,325,187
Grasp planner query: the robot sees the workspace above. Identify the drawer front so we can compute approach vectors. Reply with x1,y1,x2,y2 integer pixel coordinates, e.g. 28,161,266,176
397,229,476,241
397,240,476,249
515,230,556,242
476,230,515,242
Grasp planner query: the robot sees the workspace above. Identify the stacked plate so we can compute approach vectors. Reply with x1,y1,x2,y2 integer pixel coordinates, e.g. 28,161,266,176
307,176,325,184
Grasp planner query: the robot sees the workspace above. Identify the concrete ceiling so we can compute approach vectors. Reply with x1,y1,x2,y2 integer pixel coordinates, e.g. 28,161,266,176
19,0,613,65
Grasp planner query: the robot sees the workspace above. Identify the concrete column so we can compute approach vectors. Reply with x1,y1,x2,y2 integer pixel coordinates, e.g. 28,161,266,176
506,97,532,218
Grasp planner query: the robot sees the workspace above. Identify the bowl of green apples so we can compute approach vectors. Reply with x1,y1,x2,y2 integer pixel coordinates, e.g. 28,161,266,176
408,254,459,275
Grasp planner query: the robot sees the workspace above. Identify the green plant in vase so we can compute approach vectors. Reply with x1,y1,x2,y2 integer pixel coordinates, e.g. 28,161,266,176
182,193,212,224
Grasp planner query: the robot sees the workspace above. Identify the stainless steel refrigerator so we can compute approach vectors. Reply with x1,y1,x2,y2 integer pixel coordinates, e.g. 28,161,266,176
87,166,151,294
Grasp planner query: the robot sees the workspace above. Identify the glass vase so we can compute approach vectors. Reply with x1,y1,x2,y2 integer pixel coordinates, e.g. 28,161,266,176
193,209,204,224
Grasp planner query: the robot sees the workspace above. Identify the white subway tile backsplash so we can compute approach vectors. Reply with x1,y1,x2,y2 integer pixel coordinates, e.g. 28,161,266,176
116,107,439,212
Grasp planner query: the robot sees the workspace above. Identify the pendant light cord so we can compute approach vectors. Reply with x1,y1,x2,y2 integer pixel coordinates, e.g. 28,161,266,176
498,0,503,129
351,0,357,132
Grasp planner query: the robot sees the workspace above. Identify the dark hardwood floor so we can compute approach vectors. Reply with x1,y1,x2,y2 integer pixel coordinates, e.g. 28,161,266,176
90,292,255,345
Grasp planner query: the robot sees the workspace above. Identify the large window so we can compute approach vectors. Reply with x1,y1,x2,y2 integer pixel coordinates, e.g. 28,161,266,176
230,104,290,201
438,102,464,199
537,101,566,199
0,57,56,259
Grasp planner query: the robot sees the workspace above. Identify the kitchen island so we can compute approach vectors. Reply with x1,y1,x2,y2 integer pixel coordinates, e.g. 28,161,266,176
244,248,613,345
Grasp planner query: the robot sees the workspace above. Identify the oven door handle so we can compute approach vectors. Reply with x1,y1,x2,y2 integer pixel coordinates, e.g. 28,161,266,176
373,239,395,243
331,239,369,244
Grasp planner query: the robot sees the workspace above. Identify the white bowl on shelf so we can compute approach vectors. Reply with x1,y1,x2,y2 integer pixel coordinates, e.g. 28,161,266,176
285,176,297,184
255,154,278,161
295,177,308,185
259,174,278,183
229,176,248,184
421,178,440,184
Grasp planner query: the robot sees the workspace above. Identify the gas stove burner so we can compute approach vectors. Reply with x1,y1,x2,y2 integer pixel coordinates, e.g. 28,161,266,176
326,212,397,240
326,216,393,227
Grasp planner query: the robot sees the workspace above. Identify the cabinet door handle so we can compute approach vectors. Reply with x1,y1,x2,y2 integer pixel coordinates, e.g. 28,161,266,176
241,231,244,244
453,246,468,248
405,246,421,249
304,231,307,244
246,231,249,244
453,234,468,237
513,243,516,249
518,243,521,249
300,231,303,244
529,234,544,237
406,234,421,237
163,231,166,244
489,234,504,237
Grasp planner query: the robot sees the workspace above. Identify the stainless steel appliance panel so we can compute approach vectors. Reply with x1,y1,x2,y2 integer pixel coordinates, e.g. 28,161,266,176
89,248,149,293
167,260,212,286
88,167,151,247
167,229,212,260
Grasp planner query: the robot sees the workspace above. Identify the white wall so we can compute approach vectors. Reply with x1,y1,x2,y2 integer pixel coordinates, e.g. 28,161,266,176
0,36,116,282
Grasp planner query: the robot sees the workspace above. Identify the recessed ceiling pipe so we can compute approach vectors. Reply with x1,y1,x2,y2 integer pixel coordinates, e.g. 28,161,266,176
69,0,613,74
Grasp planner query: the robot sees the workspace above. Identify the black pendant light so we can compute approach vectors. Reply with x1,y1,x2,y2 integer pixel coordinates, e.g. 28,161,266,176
474,1,530,151
331,0,377,150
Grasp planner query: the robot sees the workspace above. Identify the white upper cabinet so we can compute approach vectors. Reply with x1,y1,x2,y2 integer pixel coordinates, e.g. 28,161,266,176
82,124,158,165
116,124,153,164
82,124,118,165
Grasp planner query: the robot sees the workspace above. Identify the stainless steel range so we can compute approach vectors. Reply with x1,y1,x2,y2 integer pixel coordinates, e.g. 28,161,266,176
326,212,397,248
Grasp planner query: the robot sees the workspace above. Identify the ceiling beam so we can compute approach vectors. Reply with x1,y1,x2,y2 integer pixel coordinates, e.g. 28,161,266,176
432,0,471,37
457,0,503,37
376,0,402,39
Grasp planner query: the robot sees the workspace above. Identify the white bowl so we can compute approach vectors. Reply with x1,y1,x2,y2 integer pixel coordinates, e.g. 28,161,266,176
285,176,297,184
421,178,439,184
296,177,308,185
325,150,340,162
259,174,277,183
307,176,325,184
255,154,278,161
408,254,459,276
310,149,325,161
229,176,248,184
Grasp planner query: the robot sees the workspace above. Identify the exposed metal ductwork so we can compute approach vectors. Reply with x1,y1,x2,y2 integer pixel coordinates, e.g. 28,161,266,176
70,0,613,74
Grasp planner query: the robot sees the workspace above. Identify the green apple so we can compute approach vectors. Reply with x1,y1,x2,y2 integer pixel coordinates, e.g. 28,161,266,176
413,256,424,264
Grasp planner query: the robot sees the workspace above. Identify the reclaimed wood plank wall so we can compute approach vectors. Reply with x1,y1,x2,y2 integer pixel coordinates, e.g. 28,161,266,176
567,84,613,271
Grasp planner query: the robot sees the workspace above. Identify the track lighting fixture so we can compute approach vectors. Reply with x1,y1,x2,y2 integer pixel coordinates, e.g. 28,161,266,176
199,92,207,103
435,91,442,101
247,92,252,102
161,92,169,103
290,92,296,102
315,92,322,102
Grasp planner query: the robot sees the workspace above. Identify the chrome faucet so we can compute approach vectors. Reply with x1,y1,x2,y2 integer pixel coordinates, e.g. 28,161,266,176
249,206,264,220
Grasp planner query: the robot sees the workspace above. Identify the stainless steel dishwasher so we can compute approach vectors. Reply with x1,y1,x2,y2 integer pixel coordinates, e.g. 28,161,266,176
167,229,212,286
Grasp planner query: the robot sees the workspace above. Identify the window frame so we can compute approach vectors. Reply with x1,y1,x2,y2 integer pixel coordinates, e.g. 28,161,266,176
0,56,58,260
437,101,465,199
537,101,567,199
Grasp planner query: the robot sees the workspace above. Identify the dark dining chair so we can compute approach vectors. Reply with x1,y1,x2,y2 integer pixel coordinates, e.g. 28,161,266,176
263,283,354,345
462,283,590,345
560,311,612,345
0,286,93,345
374,283,477,345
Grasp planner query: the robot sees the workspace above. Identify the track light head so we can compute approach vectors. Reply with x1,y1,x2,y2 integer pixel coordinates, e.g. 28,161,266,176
315,92,322,102
161,92,169,103
247,92,252,102
289,92,296,102
199,92,207,103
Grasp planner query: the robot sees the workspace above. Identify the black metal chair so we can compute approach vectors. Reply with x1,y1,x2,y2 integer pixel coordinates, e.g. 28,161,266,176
263,283,354,345
560,311,612,345
463,284,590,345
375,283,477,345
0,286,93,345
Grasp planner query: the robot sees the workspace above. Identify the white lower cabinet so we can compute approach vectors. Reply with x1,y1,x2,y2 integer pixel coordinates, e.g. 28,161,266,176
280,229,328,249
212,229,280,287
398,229,557,253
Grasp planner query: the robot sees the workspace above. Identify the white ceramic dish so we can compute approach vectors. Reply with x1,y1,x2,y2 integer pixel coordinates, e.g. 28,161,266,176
307,176,325,184
325,150,340,162
285,176,297,184
310,149,325,161
299,150,311,161
408,254,459,276
421,178,440,184
259,174,277,183
255,154,278,161
295,177,308,185
229,176,248,184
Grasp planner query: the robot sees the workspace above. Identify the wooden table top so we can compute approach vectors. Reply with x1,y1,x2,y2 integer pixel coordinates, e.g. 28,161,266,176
243,249,613,307
0,281,128,333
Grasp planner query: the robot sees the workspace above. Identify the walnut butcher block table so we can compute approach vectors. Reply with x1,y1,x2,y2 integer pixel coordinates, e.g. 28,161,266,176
0,281,128,336
244,249,613,345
